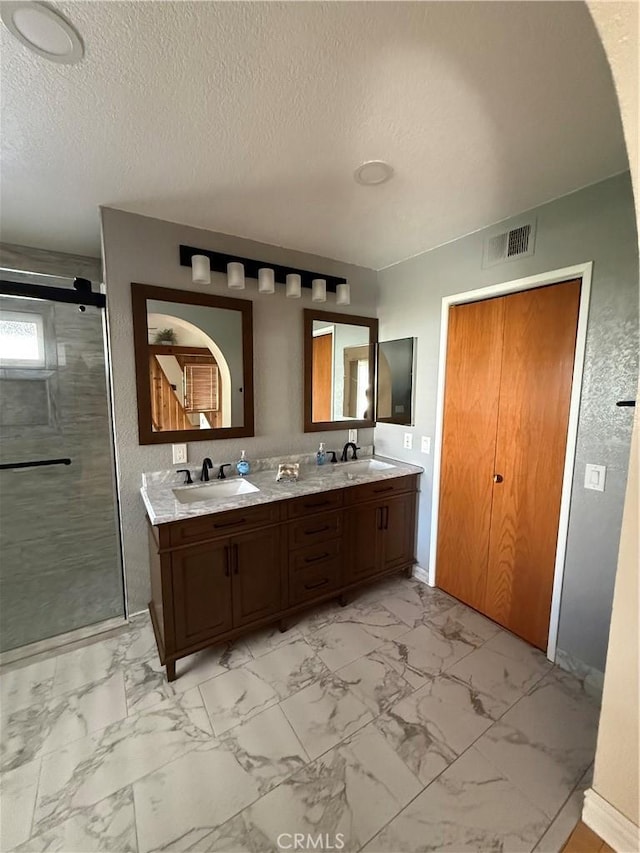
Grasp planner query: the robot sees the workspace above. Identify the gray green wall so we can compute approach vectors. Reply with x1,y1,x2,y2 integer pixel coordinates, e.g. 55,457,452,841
100,208,378,614
375,172,639,674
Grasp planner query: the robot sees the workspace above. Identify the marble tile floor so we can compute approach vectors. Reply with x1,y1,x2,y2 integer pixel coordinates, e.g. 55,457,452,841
0,576,601,853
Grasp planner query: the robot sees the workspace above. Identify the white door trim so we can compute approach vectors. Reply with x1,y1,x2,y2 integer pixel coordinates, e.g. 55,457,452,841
583,788,640,852
428,262,593,662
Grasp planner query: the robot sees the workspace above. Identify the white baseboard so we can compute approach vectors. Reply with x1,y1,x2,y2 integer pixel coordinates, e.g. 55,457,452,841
555,648,604,697
412,564,434,586
583,788,640,852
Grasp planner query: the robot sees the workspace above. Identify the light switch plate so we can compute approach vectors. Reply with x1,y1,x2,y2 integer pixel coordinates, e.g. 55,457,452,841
348,429,357,443
403,432,413,450
421,436,431,454
584,463,606,492
172,444,187,465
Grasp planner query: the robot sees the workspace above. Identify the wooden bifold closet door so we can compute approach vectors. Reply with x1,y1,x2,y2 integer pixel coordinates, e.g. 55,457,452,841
436,279,581,650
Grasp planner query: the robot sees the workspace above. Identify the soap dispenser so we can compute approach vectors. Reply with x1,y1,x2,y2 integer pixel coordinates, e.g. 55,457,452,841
236,450,250,477
316,442,326,466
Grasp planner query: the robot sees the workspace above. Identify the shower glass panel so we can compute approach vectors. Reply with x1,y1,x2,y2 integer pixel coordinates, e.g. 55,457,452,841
0,276,124,652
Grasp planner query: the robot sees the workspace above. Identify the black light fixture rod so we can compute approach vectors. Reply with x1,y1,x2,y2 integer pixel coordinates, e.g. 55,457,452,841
616,400,636,407
179,245,345,293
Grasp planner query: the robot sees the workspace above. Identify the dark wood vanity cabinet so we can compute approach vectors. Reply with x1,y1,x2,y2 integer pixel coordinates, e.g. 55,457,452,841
344,492,417,583
148,473,418,680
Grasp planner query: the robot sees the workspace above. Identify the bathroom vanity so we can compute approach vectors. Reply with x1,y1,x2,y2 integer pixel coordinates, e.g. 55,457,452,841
142,459,421,680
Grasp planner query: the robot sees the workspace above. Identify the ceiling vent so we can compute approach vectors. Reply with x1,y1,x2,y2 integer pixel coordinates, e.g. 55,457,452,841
483,219,536,268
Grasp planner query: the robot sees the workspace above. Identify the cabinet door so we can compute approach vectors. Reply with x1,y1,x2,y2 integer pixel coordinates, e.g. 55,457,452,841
382,493,416,572
485,280,580,650
172,541,233,650
436,297,504,611
344,502,383,583
232,526,283,627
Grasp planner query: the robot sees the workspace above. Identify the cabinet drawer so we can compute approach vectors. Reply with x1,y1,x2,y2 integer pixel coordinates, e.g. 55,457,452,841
289,542,342,604
289,511,342,549
344,474,418,506
169,503,281,547
287,490,344,519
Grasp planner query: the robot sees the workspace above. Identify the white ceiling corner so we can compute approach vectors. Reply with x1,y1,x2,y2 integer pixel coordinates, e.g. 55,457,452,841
0,1,628,269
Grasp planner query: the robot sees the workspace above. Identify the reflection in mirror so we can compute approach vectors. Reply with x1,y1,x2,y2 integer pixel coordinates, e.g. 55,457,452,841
132,285,254,444
304,309,378,433
312,320,370,421
147,299,243,431
377,338,415,425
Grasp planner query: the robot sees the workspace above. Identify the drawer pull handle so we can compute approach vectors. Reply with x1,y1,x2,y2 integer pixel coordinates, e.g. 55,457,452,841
305,578,329,590
304,500,331,509
304,525,331,535
213,517,247,529
304,552,330,563
374,486,394,493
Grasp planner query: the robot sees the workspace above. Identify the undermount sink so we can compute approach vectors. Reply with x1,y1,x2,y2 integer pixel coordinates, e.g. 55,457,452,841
173,479,260,504
342,459,396,476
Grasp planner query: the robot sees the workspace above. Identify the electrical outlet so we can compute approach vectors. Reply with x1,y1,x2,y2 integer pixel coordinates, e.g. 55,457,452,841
403,432,413,450
172,443,187,465
421,436,431,454
348,429,358,443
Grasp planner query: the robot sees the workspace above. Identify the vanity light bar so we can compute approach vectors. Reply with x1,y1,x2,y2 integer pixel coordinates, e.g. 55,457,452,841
179,245,346,294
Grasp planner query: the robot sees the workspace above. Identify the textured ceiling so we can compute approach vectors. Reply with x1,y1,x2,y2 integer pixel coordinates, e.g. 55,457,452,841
0,1,628,269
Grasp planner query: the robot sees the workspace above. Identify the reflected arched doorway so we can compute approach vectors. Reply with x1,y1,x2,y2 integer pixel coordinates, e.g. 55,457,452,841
147,313,233,429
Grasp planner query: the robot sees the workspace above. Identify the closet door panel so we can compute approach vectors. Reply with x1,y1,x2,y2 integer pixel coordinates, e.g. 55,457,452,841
436,297,505,610
485,280,581,649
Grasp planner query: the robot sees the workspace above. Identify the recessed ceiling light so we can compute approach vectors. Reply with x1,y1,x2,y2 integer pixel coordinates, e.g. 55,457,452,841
1,1,84,64
354,160,394,186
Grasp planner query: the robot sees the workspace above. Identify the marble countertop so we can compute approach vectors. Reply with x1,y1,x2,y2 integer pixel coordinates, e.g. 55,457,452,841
141,455,424,526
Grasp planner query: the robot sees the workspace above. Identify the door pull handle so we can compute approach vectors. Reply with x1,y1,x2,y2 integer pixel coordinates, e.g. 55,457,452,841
493,474,504,483
305,578,329,591
304,552,330,563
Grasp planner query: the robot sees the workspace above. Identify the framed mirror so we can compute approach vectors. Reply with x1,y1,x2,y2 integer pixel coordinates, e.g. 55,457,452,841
377,337,415,425
131,284,254,444
303,308,378,432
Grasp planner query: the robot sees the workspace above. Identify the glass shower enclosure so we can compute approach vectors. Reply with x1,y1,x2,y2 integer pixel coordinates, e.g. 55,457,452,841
0,273,124,653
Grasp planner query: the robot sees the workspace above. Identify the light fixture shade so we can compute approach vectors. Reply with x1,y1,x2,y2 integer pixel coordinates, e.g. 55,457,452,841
336,283,351,305
227,261,245,290
285,273,302,299
191,254,211,285
312,278,326,303
258,267,275,294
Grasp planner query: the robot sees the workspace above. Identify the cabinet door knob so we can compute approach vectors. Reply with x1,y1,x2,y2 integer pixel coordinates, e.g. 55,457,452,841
493,474,504,483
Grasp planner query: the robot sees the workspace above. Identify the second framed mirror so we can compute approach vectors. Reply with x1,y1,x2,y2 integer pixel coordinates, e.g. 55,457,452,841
303,308,378,432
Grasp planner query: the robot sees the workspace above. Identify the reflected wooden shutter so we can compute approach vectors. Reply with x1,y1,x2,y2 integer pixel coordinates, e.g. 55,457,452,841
184,363,219,412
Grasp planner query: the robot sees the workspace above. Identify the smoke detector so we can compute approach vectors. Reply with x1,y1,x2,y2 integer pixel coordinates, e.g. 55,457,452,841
354,161,394,186
1,2,84,64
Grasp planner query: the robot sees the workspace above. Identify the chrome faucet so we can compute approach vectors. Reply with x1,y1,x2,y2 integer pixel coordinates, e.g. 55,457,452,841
341,442,360,462
200,458,213,481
